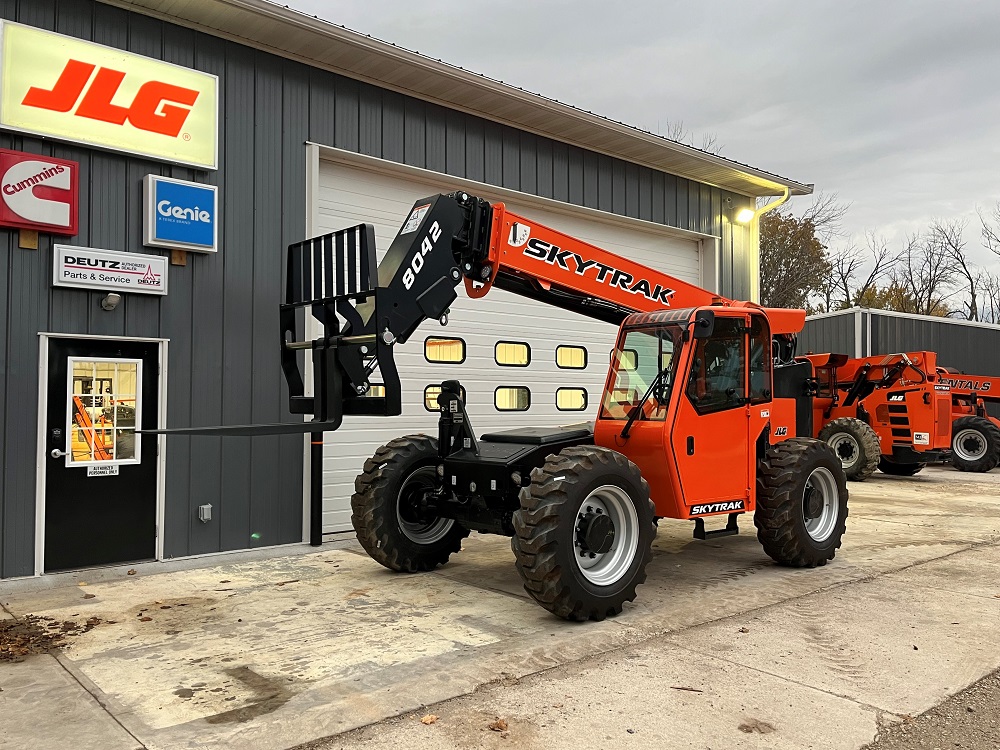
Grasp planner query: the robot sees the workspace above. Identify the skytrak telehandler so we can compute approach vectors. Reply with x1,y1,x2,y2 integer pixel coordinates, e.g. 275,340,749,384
938,371,1000,472
154,191,850,621
802,351,953,480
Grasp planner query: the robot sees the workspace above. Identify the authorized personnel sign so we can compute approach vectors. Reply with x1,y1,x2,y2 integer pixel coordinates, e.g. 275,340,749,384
0,21,218,169
53,245,168,296
0,148,78,234
143,175,217,252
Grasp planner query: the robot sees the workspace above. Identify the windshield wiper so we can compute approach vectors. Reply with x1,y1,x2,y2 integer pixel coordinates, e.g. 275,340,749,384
620,369,669,439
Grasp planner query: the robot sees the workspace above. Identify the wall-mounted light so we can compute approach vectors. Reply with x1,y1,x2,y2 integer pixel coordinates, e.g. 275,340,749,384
734,186,792,225
100,292,121,311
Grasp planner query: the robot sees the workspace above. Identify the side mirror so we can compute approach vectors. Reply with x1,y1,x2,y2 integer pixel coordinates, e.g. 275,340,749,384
693,309,715,339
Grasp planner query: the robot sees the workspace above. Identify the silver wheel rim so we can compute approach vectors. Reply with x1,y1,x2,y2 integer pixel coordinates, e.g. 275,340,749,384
828,433,860,471
396,466,454,544
954,428,987,462
803,467,838,542
574,485,639,586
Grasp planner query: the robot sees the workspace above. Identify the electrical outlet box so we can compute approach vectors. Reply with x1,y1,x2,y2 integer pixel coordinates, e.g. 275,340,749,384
198,504,212,523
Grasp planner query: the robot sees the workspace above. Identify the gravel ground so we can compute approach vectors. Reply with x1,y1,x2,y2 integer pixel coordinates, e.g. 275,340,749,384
863,668,1000,749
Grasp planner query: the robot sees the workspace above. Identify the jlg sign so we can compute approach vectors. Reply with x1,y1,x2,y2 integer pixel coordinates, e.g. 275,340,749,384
0,22,217,169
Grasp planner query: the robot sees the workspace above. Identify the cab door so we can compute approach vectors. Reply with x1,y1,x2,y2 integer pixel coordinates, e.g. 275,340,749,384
670,315,750,509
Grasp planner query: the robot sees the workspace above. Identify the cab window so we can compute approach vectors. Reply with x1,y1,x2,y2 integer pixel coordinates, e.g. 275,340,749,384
686,317,746,413
600,326,682,421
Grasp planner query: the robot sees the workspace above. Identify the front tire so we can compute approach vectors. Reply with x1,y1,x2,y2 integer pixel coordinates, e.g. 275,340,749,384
878,457,925,476
951,416,1000,473
512,446,655,621
818,417,880,481
755,438,848,567
352,435,469,572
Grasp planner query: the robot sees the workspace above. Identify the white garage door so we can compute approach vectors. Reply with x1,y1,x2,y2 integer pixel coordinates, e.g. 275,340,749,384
314,157,707,533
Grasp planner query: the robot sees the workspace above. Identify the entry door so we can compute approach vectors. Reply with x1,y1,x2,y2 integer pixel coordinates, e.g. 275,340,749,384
44,338,160,572
670,316,751,506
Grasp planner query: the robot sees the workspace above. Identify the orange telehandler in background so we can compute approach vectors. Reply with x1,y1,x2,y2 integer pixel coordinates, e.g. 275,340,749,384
938,372,1000,472
155,191,852,621
802,352,953,479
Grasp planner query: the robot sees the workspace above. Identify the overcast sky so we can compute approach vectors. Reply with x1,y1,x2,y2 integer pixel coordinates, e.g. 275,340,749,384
285,0,1000,266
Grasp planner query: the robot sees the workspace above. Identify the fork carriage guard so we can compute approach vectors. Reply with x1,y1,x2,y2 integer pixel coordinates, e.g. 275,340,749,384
143,193,499,544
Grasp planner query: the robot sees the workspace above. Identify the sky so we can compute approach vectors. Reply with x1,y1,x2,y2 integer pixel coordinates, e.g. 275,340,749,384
283,0,1000,267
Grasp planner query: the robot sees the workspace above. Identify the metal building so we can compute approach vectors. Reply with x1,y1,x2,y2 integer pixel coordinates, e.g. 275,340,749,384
801,308,1000,416
0,0,810,578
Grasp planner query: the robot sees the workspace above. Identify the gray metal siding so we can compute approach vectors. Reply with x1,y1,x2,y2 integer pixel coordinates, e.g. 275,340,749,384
0,0,757,577
800,314,858,358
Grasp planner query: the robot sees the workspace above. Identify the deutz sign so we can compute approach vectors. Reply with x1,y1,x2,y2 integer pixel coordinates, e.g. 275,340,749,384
53,245,168,296
0,21,218,169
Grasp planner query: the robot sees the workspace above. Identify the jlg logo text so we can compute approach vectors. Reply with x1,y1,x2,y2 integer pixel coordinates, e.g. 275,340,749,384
0,22,218,168
23,59,199,137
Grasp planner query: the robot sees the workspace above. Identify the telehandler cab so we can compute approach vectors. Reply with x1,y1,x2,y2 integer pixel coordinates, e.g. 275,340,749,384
155,191,849,621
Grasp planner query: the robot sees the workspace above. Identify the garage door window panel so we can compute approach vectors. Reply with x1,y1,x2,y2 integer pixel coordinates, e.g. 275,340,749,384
556,345,588,369
556,388,588,411
495,341,531,367
425,337,466,364
495,386,530,411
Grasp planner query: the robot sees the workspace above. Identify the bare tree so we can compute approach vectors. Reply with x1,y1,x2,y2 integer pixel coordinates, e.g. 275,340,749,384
929,218,981,320
659,119,723,155
979,203,1000,260
889,231,959,316
797,193,851,244
759,193,852,310
981,272,1000,323
818,231,897,311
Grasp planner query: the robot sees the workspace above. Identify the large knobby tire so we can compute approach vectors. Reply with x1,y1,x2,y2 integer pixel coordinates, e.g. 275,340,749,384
878,457,925,476
351,435,469,572
951,416,1000,473
511,446,655,622
755,438,848,567
817,417,880,482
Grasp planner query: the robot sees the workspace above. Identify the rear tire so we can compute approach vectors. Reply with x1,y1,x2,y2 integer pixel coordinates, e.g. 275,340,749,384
352,435,469,572
817,417,880,481
512,446,655,621
878,457,925,476
951,416,1000,473
755,438,848,567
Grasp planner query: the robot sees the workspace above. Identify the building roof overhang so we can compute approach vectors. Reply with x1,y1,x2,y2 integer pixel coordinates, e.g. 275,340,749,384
100,0,813,198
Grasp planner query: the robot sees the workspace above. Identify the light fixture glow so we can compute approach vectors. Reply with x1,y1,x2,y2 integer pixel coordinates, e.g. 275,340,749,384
734,207,755,224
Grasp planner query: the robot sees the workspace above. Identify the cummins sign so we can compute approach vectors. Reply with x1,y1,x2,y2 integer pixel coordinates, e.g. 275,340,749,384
143,175,218,252
0,21,218,169
0,148,78,235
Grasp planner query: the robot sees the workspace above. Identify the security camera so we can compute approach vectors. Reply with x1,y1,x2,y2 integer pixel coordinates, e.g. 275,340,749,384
101,292,122,311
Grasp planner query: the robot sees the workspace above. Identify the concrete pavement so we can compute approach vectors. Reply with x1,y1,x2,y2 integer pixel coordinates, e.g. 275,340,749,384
1,465,999,750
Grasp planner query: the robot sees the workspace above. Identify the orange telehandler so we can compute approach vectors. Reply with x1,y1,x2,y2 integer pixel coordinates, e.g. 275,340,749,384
938,372,1000,472
802,351,954,480
156,191,850,621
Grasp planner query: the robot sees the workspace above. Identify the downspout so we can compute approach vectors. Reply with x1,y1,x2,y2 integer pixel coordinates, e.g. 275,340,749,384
747,186,791,303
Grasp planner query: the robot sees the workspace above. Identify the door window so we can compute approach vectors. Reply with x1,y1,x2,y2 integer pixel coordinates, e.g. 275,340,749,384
749,315,772,404
686,318,746,414
66,358,142,466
